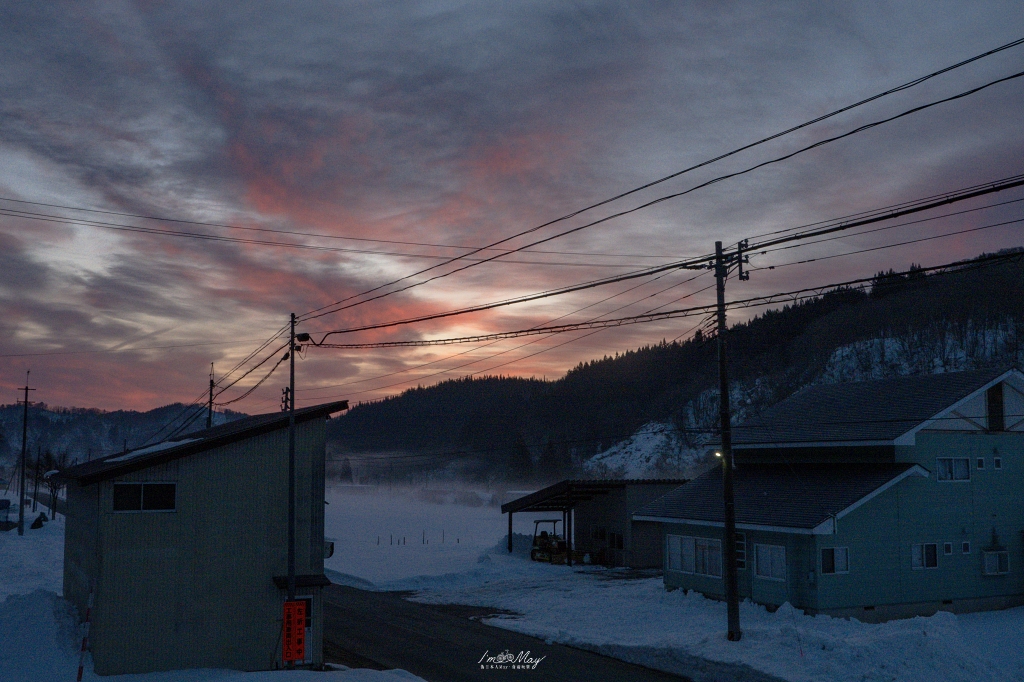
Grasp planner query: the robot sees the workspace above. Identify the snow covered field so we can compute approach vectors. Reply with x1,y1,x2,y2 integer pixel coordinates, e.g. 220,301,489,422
5,485,1024,681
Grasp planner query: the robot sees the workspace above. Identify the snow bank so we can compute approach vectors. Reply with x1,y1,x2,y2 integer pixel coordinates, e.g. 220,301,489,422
409,569,1024,682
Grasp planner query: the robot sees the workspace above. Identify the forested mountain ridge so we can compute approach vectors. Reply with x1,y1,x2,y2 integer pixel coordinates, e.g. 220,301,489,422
0,404,246,474
328,250,1024,482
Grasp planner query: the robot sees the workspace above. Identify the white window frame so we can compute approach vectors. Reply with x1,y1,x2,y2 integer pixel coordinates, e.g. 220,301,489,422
936,457,970,482
912,543,938,569
943,542,953,556
820,546,849,575
976,457,985,470
668,535,722,578
983,551,1010,575
755,543,787,581
112,481,177,513
994,457,1002,470
962,541,971,554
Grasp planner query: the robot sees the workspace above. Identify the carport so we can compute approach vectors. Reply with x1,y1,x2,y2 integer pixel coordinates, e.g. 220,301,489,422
501,479,685,567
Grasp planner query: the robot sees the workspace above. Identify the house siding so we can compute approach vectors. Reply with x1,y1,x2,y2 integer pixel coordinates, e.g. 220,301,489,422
67,420,326,675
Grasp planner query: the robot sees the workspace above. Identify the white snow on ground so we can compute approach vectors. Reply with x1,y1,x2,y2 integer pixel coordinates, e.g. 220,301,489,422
583,422,703,478
0,494,65,600
7,485,1024,682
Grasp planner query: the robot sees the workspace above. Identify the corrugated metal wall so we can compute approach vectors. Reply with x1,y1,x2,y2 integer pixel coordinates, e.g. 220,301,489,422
72,420,327,675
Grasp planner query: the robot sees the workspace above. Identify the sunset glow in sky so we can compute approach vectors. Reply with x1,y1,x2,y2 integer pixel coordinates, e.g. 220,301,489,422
1,2,1023,412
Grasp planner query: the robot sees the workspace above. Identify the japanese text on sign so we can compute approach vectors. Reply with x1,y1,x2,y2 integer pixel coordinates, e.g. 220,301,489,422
282,600,306,662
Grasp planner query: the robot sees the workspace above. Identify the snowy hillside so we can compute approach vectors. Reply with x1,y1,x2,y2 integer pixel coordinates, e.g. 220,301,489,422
583,422,707,478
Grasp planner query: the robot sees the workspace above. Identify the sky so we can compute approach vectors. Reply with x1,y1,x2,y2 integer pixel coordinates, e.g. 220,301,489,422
1,1,1022,413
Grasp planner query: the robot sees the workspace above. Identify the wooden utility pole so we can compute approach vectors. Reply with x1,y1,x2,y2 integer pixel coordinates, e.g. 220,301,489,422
714,241,742,641
17,372,35,536
32,446,41,513
207,363,215,429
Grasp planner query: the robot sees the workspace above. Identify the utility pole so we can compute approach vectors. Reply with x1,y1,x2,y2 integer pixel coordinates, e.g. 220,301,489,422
207,363,215,429
287,313,297,604
715,241,741,642
17,372,35,537
32,446,41,513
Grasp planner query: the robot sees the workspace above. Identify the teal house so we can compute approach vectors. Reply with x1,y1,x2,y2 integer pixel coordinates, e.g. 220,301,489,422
633,367,1024,622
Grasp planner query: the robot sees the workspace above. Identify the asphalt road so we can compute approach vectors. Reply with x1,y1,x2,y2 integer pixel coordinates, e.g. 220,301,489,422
323,584,693,682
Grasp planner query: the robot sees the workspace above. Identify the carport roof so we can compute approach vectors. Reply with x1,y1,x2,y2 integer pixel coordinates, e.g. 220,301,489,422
502,478,686,514
56,401,348,485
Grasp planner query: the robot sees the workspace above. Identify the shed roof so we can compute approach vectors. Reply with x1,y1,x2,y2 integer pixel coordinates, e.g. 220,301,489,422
501,478,686,514
731,367,1015,447
633,463,926,534
57,401,348,485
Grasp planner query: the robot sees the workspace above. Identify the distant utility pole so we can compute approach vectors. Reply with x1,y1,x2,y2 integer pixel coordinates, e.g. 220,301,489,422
17,371,35,537
32,446,41,513
207,363,215,429
715,240,747,642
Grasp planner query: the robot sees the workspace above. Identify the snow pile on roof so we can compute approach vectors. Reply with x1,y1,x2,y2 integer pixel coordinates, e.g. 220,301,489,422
105,438,198,462
583,422,703,478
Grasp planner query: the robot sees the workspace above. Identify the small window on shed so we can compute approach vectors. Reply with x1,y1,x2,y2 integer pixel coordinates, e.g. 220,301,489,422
977,458,985,470
962,541,971,554
113,483,143,511
112,482,175,512
943,542,953,556
142,483,176,511
994,457,1002,470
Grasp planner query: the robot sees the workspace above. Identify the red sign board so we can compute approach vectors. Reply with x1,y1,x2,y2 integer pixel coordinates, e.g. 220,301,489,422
282,600,306,662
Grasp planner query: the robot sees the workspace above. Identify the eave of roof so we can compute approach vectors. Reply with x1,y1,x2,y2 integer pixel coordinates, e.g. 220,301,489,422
58,400,348,485
501,478,686,514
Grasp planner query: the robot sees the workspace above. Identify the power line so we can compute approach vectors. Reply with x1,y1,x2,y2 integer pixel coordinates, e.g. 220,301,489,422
308,251,1023,349
297,272,713,403
298,63,1024,324
0,195,693,259
305,173,1024,342
0,206,668,269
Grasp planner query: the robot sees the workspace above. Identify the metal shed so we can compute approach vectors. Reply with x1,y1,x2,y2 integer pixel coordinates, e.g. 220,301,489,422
57,401,346,675
502,479,685,568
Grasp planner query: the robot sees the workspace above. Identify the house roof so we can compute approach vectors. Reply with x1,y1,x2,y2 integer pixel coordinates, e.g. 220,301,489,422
731,367,1016,447
57,401,348,485
633,463,927,534
501,478,687,514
